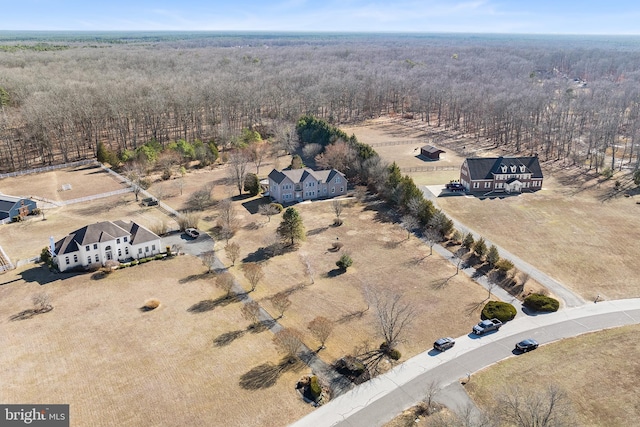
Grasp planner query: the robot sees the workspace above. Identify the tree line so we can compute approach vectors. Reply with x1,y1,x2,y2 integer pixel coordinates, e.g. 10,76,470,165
1,33,640,173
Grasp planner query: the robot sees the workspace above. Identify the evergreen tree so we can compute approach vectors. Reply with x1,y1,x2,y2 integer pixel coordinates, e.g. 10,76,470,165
487,245,500,267
277,207,306,246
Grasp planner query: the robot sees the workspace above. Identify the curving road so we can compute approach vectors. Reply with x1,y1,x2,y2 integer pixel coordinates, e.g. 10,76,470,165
290,298,640,427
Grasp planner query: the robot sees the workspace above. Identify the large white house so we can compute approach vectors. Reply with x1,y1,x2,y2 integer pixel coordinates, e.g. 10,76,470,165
267,168,347,204
53,220,162,272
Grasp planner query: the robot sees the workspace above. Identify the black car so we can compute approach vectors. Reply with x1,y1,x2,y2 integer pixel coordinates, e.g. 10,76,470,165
433,337,455,352
515,338,539,352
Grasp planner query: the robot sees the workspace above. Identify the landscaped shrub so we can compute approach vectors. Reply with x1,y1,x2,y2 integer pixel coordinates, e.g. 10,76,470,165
523,293,560,312
481,301,517,322
309,375,322,400
130,260,139,266
154,254,164,260
336,253,353,270
388,348,402,360
270,203,284,213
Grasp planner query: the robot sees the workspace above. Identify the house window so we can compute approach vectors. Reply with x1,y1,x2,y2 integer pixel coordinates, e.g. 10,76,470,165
93,244,98,250
331,188,335,193
152,245,156,251
95,255,99,263
473,182,479,189
340,187,344,192
73,254,78,262
87,257,91,264
123,237,128,242
65,257,70,265
116,238,120,244
125,248,129,255
145,246,149,253
85,245,90,251
138,248,143,254
118,249,122,257
335,177,341,183
485,182,491,188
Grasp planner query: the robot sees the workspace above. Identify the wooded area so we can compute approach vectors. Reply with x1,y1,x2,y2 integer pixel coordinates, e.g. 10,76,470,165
1,32,640,173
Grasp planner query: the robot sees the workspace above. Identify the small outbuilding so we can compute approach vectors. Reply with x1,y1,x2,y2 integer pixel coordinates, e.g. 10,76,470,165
0,195,37,222
420,145,445,160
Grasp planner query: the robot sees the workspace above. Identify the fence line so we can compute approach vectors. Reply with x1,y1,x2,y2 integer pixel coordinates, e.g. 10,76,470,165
401,165,457,173
58,188,133,206
0,159,96,179
0,244,14,272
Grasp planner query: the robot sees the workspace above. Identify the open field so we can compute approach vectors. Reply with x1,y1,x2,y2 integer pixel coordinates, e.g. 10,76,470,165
0,158,495,426
344,118,640,300
466,324,640,426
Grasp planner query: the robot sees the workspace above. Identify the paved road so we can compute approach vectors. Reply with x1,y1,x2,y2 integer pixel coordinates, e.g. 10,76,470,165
290,298,640,427
422,185,586,308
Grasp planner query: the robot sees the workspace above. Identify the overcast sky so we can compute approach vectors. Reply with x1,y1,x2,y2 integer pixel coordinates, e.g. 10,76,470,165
3,0,640,34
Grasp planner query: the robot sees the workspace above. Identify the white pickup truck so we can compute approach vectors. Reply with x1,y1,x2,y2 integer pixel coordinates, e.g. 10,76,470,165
472,318,503,335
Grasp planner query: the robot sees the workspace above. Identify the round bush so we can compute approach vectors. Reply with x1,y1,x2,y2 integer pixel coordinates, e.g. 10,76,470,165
309,375,322,400
481,300,517,322
388,348,402,360
270,203,284,213
523,293,560,312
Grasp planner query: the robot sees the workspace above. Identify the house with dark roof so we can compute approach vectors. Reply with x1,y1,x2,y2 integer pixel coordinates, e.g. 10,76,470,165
267,168,347,204
53,220,162,272
460,156,543,195
420,145,445,160
0,195,37,222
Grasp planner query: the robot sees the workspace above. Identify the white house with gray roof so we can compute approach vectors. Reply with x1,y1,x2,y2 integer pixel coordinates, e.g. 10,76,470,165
53,220,162,272
267,168,347,204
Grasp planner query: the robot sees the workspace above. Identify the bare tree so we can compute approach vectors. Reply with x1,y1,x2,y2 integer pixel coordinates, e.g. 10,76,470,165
225,241,240,266
241,300,262,328
424,227,442,255
188,183,215,211
332,199,344,220
242,262,264,292
495,385,573,427
299,252,315,285
401,214,419,240
421,379,442,416
217,198,239,242
215,272,235,298
272,328,304,362
259,203,280,223
227,149,250,196
201,250,217,273
270,292,291,319
307,316,334,350
371,290,415,349
453,247,468,275
32,293,52,312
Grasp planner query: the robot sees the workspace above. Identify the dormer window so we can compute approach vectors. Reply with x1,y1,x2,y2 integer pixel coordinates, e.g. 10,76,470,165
500,165,507,173
510,165,517,173
520,165,526,173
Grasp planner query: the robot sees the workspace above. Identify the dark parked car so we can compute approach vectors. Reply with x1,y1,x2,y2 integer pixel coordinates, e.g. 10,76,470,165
141,197,158,206
515,338,539,352
185,228,200,239
433,337,455,352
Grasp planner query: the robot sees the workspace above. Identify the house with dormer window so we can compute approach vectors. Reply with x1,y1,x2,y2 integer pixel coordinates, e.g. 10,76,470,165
267,168,347,204
459,156,543,195
53,220,162,272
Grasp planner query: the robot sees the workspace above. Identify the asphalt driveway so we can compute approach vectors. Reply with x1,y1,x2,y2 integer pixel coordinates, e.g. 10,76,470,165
161,230,215,257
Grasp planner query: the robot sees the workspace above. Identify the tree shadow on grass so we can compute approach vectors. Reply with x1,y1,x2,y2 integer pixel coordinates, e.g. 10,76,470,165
187,294,241,313
307,226,329,236
327,268,346,278
465,300,486,316
239,357,305,390
248,319,276,333
213,329,247,347
9,306,52,321
178,272,212,284
336,309,368,324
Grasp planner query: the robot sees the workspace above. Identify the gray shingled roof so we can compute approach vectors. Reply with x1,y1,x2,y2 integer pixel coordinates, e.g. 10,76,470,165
268,168,345,184
421,145,445,154
54,220,159,255
0,195,26,214
465,156,543,180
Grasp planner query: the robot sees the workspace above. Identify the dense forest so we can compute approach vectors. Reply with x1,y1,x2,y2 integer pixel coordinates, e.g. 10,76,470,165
1,32,640,173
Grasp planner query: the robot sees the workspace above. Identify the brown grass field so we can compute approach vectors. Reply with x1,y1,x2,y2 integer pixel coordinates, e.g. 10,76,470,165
344,118,640,301
1,117,639,426
0,157,493,426
465,324,640,426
